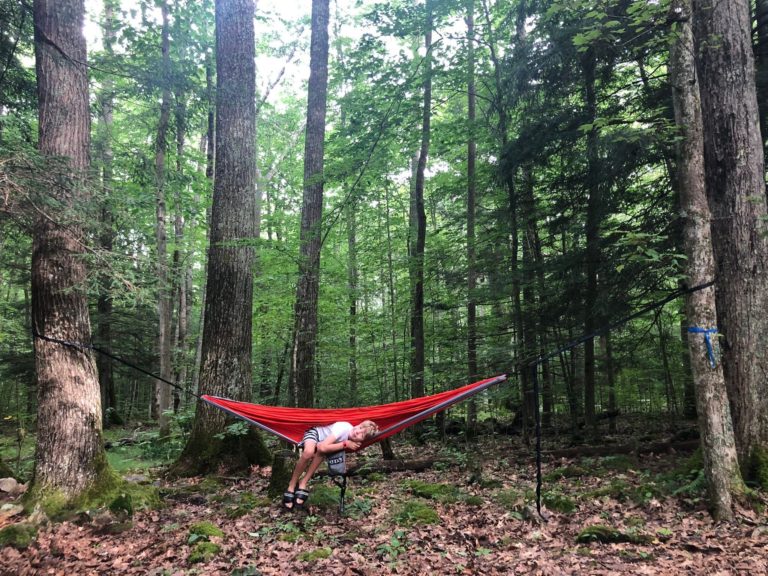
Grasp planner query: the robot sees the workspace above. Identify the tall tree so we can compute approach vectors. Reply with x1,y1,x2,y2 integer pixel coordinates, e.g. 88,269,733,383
289,0,330,408
465,0,478,436
154,0,173,436
693,0,768,479
669,0,744,519
29,0,113,503
95,0,119,425
173,0,269,474
409,0,432,402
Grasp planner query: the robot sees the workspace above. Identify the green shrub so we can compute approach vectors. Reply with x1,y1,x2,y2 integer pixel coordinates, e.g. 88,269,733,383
189,541,221,563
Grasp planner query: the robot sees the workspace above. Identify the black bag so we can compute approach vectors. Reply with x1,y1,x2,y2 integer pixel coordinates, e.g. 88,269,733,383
326,450,346,476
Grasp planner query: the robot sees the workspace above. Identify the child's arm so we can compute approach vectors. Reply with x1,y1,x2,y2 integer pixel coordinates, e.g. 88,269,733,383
317,435,360,454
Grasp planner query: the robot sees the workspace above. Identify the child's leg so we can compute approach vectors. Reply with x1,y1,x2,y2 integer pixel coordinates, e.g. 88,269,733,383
287,441,317,496
297,453,325,491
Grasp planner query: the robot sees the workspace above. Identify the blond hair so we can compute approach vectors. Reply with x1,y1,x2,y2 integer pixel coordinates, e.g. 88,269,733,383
356,420,379,440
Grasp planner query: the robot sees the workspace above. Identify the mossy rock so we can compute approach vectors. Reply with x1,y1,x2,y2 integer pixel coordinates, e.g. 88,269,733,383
189,541,221,563
0,523,37,549
576,524,652,544
296,547,333,562
108,492,134,518
393,500,440,527
404,480,460,503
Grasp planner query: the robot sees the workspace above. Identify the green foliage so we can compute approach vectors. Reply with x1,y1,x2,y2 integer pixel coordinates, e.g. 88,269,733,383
188,541,221,564
541,490,577,514
188,521,224,544
544,465,589,481
297,547,333,562
403,479,460,503
749,447,768,491
0,523,37,549
376,529,408,561
393,500,440,527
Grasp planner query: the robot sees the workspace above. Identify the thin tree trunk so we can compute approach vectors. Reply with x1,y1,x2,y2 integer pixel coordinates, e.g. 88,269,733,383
409,1,432,404
96,0,119,425
671,0,745,520
30,0,112,502
289,0,330,408
154,0,173,436
582,50,600,438
465,0,479,438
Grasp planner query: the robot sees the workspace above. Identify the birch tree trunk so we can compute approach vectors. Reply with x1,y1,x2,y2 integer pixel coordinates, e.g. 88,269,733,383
670,0,744,520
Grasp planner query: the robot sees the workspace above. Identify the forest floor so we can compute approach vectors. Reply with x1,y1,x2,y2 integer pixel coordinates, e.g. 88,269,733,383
1,425,767,575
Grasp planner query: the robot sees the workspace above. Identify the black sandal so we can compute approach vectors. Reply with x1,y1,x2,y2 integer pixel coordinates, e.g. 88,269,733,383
282,491,295,510
294,489,310,509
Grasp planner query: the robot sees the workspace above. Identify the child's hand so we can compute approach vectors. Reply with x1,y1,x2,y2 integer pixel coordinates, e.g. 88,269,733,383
346,440,361,451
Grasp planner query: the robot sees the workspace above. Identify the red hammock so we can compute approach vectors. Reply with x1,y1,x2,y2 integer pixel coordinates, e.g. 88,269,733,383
202,374,507,448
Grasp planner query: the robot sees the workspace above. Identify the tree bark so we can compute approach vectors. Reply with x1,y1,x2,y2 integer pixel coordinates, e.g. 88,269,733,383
30,0,113,502
693,0,768,475
154,0,173,436
465,0,479,438
289,0,330,408
173,0,269,475
96,0,119,425
582,50,600,438
409,1,432,404
671,0,745,520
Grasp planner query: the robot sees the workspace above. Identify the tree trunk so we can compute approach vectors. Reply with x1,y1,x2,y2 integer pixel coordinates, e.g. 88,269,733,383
30,0,113,503
582,51,600,438
409,1,432,404
173,0,269,475
754,0,768,155
289,0,330,408
96,0,119,426
465,0,478,438
346,198,358,403
671,0,745,520
693,0,768,476
154,0,173,436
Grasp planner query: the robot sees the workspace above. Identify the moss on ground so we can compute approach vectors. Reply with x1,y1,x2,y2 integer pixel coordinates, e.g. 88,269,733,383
393,500,440,527
189,541,221,563
0,523,37,549
297,547,332,562
576,524,652,544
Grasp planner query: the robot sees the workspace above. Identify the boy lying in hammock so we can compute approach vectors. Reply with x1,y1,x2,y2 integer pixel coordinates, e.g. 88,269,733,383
284,420,379,510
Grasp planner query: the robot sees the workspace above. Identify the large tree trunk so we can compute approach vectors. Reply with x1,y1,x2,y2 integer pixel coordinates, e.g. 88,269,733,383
693,0,768,478
289,0,330,408
410,0,432,403
154,0,173,436
670,0,745,520
755,0,768,154
30,0,113,503
173,0,269,475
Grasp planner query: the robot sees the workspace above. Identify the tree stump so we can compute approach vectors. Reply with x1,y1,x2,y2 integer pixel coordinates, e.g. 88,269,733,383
267,449,297,499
